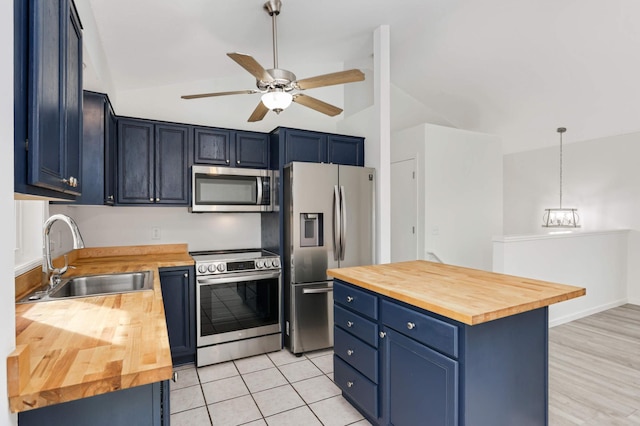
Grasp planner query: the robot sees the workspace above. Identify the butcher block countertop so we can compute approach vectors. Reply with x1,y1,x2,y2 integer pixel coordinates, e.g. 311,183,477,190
8,244,194,413
327,260,585,326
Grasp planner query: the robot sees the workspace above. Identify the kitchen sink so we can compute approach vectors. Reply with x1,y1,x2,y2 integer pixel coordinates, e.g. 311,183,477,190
18,271,154,303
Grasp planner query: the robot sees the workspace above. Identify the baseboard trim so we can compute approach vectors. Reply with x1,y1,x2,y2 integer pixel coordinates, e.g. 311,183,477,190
549,298,628,327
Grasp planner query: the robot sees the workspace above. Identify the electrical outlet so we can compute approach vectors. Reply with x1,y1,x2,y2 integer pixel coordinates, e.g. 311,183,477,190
151,226,161,240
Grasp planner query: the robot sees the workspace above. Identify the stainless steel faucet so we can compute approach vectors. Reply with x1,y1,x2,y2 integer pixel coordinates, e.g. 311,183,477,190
42,214,85,288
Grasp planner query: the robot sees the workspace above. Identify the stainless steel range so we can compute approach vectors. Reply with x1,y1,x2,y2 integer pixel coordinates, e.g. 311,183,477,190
191,249,282,367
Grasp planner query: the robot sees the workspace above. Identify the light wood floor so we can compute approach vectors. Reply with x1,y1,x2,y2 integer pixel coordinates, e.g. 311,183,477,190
549,304,640,425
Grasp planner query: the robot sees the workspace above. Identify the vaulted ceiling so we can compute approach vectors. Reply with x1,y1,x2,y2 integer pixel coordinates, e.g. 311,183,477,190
80,0,640,154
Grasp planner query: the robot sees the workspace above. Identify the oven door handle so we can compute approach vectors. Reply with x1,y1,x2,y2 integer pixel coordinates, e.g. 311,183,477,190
197,271,280,286
302,287,334,294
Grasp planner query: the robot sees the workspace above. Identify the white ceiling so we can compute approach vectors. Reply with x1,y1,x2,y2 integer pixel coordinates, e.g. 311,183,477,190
80,0,640,154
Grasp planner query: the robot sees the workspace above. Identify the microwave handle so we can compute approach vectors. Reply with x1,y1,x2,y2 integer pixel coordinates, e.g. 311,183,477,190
256,176,264,205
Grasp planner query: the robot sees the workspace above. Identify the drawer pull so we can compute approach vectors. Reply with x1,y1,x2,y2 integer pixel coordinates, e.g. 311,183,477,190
346,296,354,303
379,331,386,338
407,322,416,330
347,381,354,388
347,349,354,356
346,321,354,328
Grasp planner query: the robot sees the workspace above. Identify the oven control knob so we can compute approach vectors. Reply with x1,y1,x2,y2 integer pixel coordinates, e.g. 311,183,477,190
272,258,280,268
256,260,265,269
217,263,226,272
198,264,208,274
208,264,217,273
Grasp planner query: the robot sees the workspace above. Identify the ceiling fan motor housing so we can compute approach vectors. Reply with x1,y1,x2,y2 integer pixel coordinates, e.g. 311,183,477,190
264,0,281,16
257,68,297,92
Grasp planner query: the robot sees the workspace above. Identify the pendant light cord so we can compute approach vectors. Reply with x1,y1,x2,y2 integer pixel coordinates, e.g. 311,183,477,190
558,127,566,209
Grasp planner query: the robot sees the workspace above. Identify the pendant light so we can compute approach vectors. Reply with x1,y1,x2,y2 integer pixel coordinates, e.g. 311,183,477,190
542,127,580,228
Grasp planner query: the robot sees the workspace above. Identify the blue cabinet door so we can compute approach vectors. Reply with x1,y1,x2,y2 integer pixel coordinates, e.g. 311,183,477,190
284,129,328,164
193,127,232,166
72,91,106,205
26,0,82,196
117,118,155,204
328,135,364,166
159,267,196,366
383,327,458,426
235,131,270,168
155,124,190,205
105,99,118,204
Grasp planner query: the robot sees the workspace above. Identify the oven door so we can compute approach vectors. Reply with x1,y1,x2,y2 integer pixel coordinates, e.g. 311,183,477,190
197,270,281,347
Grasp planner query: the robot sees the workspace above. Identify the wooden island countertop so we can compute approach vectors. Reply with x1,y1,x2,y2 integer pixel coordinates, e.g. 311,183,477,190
8,244,194,413
327,260,585,325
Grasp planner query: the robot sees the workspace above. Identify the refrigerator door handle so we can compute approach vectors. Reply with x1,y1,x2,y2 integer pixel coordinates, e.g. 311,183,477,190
340,185,347,261
333,185,341,261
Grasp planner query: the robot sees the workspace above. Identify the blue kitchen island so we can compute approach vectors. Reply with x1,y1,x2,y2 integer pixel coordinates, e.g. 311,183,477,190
327,260,585,426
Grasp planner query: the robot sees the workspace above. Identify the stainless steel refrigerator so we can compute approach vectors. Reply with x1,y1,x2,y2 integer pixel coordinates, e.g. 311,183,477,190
283,162,375,354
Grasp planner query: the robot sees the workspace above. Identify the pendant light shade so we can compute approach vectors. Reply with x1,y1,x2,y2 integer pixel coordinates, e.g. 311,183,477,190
542,127,580,228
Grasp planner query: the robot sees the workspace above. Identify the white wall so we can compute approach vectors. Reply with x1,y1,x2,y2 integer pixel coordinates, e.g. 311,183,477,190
2,0,18,422
391,123,503,271
503,131,640,304
493,231,629,326
49,205,262,255
338,25,391,265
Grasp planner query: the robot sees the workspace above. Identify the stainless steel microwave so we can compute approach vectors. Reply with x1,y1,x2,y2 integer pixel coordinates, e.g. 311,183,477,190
191,166,273,213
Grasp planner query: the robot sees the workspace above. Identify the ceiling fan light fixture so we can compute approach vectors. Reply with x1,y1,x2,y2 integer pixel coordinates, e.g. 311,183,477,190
261,90,292,114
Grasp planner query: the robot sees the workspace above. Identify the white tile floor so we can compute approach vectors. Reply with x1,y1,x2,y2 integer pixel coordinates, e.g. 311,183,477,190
170,349,372,426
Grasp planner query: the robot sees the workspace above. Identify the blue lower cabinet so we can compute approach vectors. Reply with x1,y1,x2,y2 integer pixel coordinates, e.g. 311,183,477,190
18,380,170,426
383,327,458,426
159,266,196,366
333,279,550,426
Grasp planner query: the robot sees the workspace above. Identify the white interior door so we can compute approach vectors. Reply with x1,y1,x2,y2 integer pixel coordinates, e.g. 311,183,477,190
391,159,417,262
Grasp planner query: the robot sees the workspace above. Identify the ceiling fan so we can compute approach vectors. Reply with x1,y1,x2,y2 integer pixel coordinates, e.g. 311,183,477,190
181,0,365,122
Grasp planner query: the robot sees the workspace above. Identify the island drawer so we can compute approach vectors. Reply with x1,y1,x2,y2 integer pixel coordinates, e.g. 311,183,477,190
334,280,378,319
334,326,378,383
381,299,459,358
334,304,379,348
334,355,378,419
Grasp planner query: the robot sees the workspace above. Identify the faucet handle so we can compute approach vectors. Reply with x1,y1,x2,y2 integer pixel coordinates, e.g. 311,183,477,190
54,254,70,276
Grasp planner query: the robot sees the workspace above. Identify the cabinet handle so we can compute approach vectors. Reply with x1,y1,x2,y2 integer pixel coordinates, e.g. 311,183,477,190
346,321,354,328
172,371,178,382
155,198,160,202
347,349,354,356
149,198,154,202
346,296,354,303
184,273,188,277
379,331,386,338
407,322,416,330
236,160,240,164
226,159,230,164
347,381,354,388
107,195,114,201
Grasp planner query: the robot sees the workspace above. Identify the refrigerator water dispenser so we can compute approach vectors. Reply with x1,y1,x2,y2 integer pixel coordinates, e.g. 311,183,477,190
300,213,323,247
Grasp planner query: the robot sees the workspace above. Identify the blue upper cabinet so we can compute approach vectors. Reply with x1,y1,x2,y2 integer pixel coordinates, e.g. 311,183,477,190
23,0,83,196
235,131,270,168
328,134,364,167
193,127,269,169
270,127,365,168
193,127,232,166
117,118,190,205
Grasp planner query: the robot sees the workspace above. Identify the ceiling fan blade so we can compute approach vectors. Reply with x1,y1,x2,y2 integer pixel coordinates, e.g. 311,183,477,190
248,101,270,122
295,69,365,90
181,90,258,100
227,52,274,82
293,94,342,117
